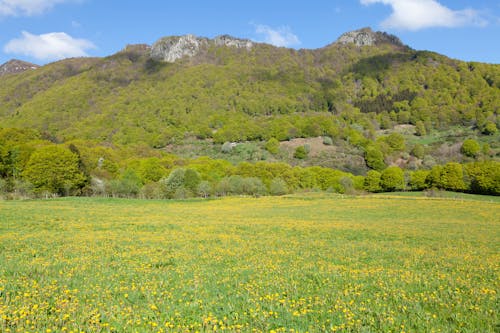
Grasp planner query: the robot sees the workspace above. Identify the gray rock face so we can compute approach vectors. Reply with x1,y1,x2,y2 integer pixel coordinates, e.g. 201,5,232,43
151,35,208,62
0,59,39,76
151,34,253,63
336,27,403,47
213,35,253,50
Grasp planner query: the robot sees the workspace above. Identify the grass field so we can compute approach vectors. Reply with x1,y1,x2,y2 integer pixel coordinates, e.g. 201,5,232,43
0,194,498,332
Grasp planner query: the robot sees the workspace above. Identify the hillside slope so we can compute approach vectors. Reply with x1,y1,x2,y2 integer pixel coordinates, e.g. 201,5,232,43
0,28,498,149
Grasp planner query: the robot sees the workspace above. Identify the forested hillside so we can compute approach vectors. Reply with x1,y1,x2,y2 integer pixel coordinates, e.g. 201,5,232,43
0,28,498,198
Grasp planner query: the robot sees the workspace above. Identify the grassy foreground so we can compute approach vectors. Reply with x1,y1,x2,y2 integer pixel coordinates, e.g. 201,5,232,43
0,194,498,332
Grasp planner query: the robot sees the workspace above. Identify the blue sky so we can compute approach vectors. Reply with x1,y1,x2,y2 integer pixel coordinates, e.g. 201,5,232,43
0,0,499,65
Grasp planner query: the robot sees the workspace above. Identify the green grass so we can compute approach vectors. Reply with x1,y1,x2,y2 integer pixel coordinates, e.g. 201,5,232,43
0,195,499,332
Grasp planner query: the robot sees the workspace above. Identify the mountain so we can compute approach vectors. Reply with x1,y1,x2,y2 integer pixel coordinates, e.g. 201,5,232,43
0,28,498,156
0,59,39,76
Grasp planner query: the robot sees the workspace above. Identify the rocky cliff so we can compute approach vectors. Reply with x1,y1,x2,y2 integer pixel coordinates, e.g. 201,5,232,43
336,27,404,47
150,34,253,63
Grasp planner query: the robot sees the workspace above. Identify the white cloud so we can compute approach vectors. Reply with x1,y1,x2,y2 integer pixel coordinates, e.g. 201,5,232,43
361,0,487,30
254,24,301,47
4,31,95,61
0,0,76,17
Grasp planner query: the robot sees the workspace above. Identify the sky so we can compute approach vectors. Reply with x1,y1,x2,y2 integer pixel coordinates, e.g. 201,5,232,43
0,0,499,65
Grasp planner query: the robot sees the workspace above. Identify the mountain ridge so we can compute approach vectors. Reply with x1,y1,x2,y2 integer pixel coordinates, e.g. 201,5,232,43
0,27,497,161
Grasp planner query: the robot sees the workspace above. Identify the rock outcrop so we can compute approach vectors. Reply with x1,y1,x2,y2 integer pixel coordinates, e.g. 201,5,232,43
213,35,253,50
336,27,404,47
0,59,39,76
151,34,253,63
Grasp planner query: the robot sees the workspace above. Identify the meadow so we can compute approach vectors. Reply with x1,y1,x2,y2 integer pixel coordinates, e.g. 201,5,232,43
0,194,498,332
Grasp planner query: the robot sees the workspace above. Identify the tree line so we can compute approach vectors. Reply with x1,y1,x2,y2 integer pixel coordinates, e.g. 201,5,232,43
1,130,498,199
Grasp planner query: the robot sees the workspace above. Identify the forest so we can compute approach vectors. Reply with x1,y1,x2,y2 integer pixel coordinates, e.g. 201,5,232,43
0,31,498,198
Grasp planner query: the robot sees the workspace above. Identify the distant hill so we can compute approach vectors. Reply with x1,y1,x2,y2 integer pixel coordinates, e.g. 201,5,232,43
0,27,498,151
0,59,39,76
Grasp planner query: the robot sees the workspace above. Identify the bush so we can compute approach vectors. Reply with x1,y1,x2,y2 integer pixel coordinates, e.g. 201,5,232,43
221,142,233,154
364,145,386,171
364,170,382,192
140,182,163,199
197,181,212,198
482,121,498,135
322,136,333,146
465,161,500,195
380,167,405,192
108,169,142,198
269,178,288,196
461,139,480,158
265,138,280,154
22,145,87,195
339,176,354,194
0,178,6,194
409,170,430,190
439,162,467,192
294,146,308,159
415,121,426,136
184,168,201,193
242,177,266,196
160,168,186,198
173,186,192,199
411,144,425,159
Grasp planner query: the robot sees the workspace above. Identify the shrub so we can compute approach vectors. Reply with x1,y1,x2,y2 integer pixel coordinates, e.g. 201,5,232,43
22,145,87,195
174,186,192,199
461,139,480,158
294,146,308,159
221,142,233,154
184,168,201,193
269,178,288,196
197,181,212,198
140,182,163,199
322,136,333,146
108,169,142,198
482,121,497,135
242,177,266,196
465,161,500,195
415,121,427,136
364,145,386,171
265,138,280,154
339,176,354,194
439,162,467,192
160,168,186,198
409,170,430,190
380,167,405,192
364,170,382,192
411,144,425,159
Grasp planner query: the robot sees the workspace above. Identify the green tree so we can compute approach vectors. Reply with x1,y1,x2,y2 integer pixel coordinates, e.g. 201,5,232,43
380,167,405,192
197,181,212,198
364,145,386,171
481,121,497,135
269,178,288,196
439,162,467,192
160,168,186,199
22,145,86,195
411,144,425,159
138,158,167,183
265,138,280,154
409,170,430,191
364,170,382,192
461,139,480,158
465,161,500,195
294,146,308,159
184,168,201,193
415,121,427,136
109,169,143,198
426,165,443,188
